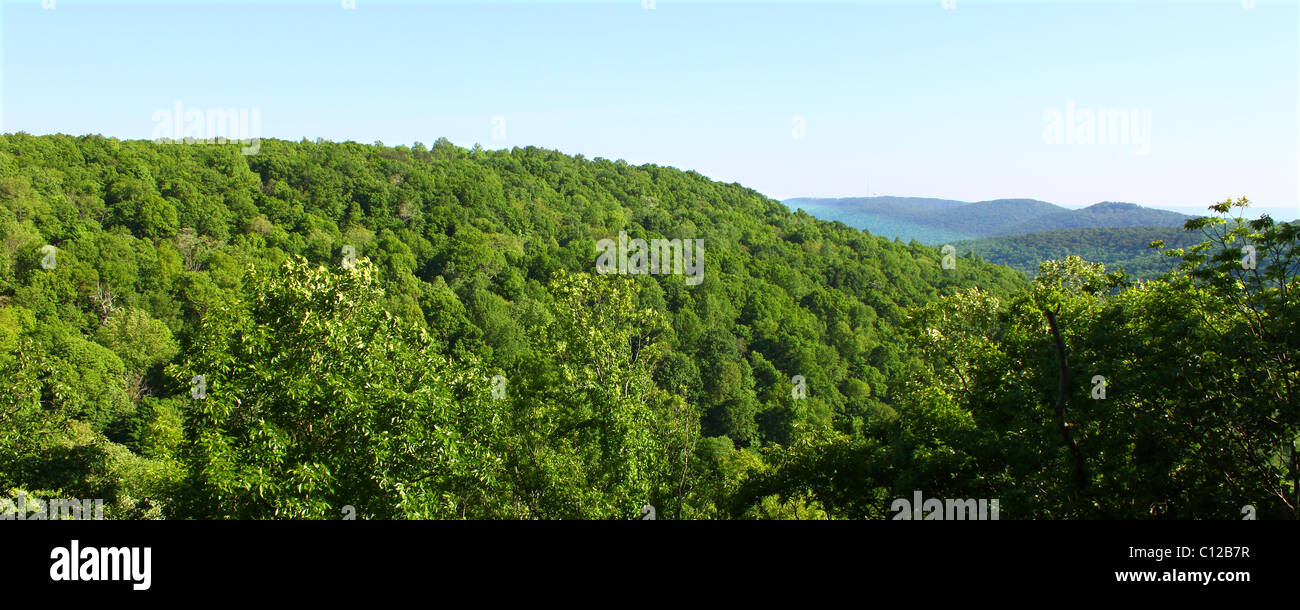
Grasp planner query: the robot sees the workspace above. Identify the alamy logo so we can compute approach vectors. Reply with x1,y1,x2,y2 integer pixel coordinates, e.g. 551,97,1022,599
595,232,704,286
1091,375,1108,399
40,245,57,270
1043,101,1151,155
152,101,261,155
1240,245,1257,270
890,491,1000,520
491,375,507,400
50,540,151,591
1,493,103,520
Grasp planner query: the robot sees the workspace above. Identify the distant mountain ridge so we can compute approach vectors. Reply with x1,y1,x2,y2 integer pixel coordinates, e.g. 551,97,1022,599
951,225,1203,280
784,196,1192,243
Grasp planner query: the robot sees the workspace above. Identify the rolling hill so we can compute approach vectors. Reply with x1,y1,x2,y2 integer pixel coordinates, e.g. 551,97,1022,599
950,225,1205,280
1,135,1294,521
783,196,1193,244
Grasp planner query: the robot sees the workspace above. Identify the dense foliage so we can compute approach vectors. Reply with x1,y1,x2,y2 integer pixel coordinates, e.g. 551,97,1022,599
952,225,1205,280
1,134,1294,519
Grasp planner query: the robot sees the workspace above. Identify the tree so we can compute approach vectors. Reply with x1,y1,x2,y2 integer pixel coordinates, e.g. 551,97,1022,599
95,307,178,400
500,270,697,519
171,257,503,519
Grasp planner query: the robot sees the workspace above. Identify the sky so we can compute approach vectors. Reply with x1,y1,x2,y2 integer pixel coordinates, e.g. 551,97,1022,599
3,0,1298,220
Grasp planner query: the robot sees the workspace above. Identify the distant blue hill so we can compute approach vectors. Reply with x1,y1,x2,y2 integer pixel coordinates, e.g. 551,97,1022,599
784,198,976,243
785,196,970,215
783,196,1192,244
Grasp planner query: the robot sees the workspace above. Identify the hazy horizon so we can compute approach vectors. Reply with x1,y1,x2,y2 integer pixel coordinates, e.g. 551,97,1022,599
779,193,1298,221
4,0,1296,220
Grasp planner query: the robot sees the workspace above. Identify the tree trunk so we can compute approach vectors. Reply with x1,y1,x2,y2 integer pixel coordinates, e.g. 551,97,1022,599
1045,309,1088,492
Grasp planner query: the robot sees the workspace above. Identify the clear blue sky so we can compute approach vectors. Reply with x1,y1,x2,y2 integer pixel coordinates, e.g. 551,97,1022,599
3,0,1297,220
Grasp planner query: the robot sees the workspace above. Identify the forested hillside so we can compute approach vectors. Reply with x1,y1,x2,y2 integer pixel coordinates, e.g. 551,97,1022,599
1,134,1295,519
999,201,1191,236
952,225,1206,280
